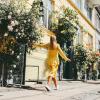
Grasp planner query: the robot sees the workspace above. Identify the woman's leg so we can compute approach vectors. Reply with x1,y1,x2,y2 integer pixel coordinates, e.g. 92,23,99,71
52,64,59,89
52,77,58,88
45,76,52,91
47,76,52,86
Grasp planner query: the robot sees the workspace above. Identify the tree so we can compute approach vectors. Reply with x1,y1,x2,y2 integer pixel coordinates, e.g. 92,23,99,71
0,0,42,86
0,0,42,63
50,7,79,48
74,45,88,73
86,51,100,80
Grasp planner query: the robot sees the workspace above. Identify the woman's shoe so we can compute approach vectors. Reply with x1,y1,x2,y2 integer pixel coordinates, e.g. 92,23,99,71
45,85,51,91
55,85,59,90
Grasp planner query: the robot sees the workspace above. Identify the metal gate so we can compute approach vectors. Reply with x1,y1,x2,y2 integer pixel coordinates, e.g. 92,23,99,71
0,44,26,87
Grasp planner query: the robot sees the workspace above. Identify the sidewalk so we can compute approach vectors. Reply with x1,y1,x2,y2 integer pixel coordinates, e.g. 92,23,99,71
0,80,100,100
86,80,100,84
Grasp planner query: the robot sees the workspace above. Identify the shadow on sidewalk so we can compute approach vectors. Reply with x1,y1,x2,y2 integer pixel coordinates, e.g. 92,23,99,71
21,85,46,91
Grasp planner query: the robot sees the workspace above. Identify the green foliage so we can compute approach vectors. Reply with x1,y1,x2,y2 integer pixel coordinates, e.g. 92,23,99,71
74,45,100,70
50,7,79,47
74,45,88,71
0,0,42,64
87,51,100,64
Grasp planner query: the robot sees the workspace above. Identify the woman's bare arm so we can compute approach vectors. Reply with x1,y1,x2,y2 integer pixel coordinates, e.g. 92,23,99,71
57,44,70,62
32,43,49,49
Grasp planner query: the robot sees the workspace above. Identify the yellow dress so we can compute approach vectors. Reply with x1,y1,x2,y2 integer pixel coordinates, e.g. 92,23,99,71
34,43,69,78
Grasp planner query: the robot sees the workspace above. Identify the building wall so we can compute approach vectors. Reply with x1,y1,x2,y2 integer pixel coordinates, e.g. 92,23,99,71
26,35,50,81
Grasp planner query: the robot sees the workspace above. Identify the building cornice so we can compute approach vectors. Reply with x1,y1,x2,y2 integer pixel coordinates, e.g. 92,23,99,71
67,0,95,30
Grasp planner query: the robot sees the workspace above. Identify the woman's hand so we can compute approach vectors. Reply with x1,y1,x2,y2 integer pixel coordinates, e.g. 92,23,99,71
31,42,40,48
67,58,71,62
28,43,34,48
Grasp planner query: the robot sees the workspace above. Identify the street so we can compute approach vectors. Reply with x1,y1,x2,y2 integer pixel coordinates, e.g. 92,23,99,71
0,81,100,100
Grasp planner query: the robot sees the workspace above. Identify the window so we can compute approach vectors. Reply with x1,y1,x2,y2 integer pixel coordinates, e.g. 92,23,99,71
72,0,76,3
72,0,81,9
77,0,81,9
41,0,52,28
98,41,100,52
39,0,44,26
88,34,93,49
74,27,82,45
87,7,92,20
96,14,100,31
84,0,88,10
83,0,92,20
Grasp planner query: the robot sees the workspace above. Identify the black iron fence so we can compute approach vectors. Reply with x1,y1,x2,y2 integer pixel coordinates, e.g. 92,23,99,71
0,44,26,87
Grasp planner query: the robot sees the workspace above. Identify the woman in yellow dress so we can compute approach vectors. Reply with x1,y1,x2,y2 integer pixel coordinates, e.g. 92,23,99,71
33,35,70,91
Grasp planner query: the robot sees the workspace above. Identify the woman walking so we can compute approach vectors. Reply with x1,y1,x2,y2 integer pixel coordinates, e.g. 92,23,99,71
32,35,70,91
